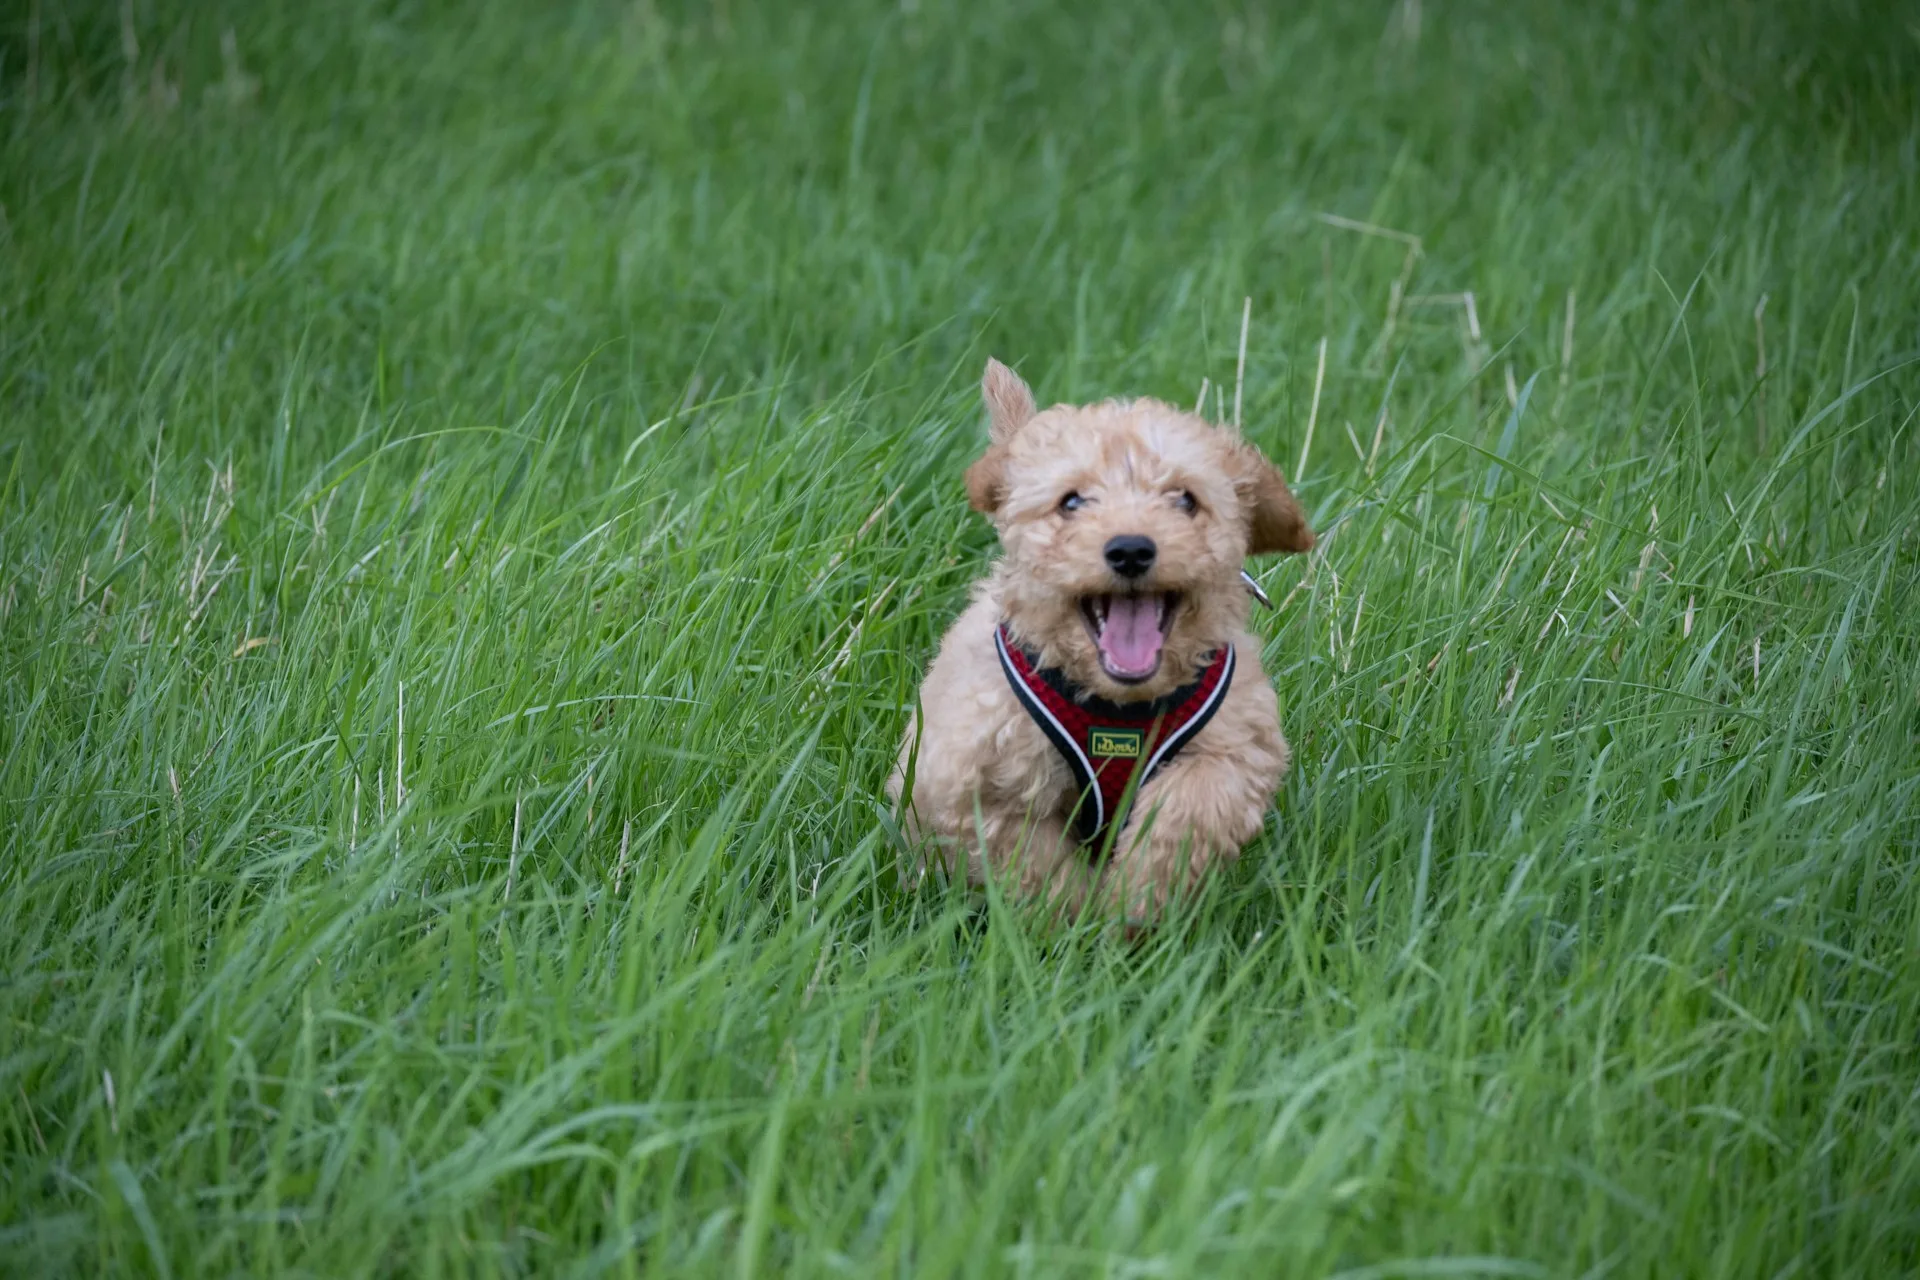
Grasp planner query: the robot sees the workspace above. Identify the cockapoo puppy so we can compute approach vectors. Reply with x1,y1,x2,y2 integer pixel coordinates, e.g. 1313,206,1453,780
890,358,1315,921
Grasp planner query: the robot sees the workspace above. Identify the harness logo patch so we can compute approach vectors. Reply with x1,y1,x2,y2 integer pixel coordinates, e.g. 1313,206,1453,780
1089,728,1145,759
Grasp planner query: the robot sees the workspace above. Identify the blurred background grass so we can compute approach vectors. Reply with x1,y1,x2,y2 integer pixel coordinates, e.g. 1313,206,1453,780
2,1,1917,1275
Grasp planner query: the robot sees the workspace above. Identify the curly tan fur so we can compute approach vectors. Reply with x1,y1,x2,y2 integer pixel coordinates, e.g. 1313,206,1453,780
889,358,1314,923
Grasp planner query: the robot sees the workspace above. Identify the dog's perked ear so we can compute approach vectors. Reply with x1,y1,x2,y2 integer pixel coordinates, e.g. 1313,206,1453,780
965,358,1036,514
981,357,1036,442
1230,440,1315,554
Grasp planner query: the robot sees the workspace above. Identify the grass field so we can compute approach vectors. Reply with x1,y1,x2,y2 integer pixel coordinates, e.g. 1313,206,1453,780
3,0,1918,1274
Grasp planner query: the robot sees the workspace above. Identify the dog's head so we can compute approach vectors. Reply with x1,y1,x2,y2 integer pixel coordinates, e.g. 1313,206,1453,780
965,358,1313,702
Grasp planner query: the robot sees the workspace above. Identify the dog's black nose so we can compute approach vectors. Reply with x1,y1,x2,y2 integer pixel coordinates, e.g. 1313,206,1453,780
1104,535,1157,579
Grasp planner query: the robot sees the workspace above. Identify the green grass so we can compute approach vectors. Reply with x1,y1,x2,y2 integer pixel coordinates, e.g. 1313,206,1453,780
3,0,1918,1274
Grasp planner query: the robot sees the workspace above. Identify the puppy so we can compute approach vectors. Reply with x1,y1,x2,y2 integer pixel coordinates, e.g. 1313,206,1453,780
889,358,1314,921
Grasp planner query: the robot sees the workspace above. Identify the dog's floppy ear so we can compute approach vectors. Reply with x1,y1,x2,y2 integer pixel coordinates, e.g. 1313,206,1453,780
965,358,1036,513
1231,440,1315,554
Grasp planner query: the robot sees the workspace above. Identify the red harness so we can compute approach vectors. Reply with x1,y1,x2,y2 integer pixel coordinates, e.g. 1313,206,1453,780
995,623,1235,850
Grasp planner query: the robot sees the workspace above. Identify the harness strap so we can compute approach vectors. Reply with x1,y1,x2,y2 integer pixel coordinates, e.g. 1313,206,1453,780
994,623,1234,849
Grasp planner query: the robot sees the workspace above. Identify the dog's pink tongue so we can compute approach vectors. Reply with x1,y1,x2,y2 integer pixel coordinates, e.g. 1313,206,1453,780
1099,595,1163,675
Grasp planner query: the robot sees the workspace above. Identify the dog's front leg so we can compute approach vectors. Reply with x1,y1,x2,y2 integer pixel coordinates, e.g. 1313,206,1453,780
906,795,1094,916
1098,751,1275,922
976,807,1095,917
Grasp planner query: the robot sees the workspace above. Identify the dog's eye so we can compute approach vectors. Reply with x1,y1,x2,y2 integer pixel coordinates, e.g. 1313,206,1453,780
1059,491,1086,513
1176,490,1199,515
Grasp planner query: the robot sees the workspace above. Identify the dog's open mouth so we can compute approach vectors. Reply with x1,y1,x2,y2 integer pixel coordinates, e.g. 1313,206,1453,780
1080,592,1180,683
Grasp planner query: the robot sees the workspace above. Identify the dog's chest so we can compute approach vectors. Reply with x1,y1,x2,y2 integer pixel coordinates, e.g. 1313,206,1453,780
985,703,1078,805
991,628,1236,844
